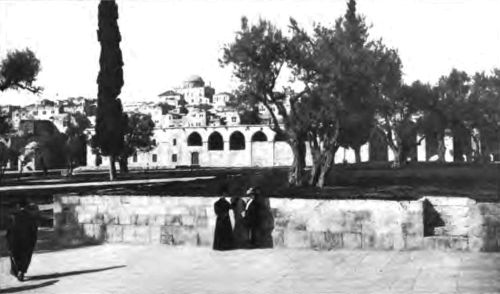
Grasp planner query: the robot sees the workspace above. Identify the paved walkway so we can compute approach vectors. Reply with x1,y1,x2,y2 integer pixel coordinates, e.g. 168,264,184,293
1,245,499,294
0,176,215,192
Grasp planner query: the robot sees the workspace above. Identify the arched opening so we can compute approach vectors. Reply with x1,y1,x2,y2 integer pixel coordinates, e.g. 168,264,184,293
208,132,223,150
187,132,202,146
229,131,245,150
251,131,267,142
274,132,287,142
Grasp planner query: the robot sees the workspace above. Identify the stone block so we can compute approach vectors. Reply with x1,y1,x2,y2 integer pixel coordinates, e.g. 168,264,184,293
374,233,394,250
150,226,162,244
174,227,199,246
404,230,424,250
165,215,182,226
195,216,209,228
468,237,483,252
82,224,105,242
160,226,175,245
284,230,310,248
123,225,150,244
117,212,132,225
160,226,199,246
103,213,118,225
106,225,124,243
325,231,343,249
135,215,151,226
343,232,362,249
423,236,469,251
181,215,195,227
309,231,342,250
77,212,94,224
196,228,213,247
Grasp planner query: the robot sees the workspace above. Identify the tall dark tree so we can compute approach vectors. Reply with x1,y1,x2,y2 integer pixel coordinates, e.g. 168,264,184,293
0,48,42,93
93,0,125,181
118,112,156,173
221,17,308,186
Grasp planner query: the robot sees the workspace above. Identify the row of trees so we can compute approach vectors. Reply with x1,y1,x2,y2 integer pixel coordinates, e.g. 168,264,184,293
221,0,500,187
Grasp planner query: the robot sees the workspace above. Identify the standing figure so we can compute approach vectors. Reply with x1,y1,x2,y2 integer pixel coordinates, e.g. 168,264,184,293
6,198,39,281
244,187,275,249
231,196,250,249
212,185,234,250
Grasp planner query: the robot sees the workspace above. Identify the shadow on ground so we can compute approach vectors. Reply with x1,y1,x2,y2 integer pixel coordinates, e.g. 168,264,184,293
0,280,59,294
25,265,126,281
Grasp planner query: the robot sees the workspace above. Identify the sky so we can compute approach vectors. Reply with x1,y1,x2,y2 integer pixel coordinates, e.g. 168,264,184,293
1,0,500,106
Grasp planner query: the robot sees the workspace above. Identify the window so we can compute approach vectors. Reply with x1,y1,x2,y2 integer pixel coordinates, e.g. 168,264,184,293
208,132,223,150
199,114,203,118
251,131,267,142
33,111,38,115
231,117,237,122
133,153,138,162
51,110,55,114
187,132,202,146
42,111,46,115
173,139,177,146
229,131,245,150
172,154,177,162
152,154,158,162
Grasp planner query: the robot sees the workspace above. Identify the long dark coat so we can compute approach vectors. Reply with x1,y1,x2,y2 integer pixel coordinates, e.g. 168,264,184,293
6,207,39,275
231,197,250,249
213,198,234,251
245,198,274,249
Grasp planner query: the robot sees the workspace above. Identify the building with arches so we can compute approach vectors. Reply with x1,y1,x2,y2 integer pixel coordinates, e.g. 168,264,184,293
85,124,457,169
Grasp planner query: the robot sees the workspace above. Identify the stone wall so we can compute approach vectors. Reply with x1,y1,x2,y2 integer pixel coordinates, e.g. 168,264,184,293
53,195,500,251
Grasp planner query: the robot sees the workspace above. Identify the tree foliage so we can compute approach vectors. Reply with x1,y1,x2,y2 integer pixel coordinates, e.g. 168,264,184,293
0,48,42,93
64,113,91,174
221,17,308,186
93,0,125,180
288,0,402,185
119,112,156,173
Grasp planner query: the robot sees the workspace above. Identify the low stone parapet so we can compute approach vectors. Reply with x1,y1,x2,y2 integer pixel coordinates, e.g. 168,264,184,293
53,194,500,251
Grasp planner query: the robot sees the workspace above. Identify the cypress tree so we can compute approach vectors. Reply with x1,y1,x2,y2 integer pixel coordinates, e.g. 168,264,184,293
94,0,124,180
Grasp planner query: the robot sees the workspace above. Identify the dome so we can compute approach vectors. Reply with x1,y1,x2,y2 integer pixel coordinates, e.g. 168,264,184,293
185,75,204,83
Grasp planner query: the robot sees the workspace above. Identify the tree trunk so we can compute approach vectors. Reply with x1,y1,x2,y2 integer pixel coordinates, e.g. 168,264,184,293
119,156,129,173
109,155,116,181
308,147,322,186
288,139,306,187
308,142,338,188
316,147,337,188
354,146,361,163
391,146,402,168
437,136,446,162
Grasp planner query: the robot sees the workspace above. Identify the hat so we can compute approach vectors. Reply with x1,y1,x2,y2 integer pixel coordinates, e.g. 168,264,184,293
246,186,261,196
246,187,256,196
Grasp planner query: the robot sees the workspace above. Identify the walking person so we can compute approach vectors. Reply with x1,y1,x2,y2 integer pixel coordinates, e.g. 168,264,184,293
231,196,250,249
244,187,274,249
212,185,234,251
6,198,39,281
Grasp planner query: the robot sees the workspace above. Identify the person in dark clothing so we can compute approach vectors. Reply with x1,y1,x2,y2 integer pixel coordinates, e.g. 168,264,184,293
6,198,39,281
244,187,274,249
212,186,234,251
231,196,250,249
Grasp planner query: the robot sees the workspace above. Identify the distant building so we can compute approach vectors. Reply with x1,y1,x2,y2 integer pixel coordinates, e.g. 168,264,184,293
174,75,215,106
